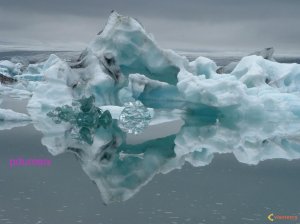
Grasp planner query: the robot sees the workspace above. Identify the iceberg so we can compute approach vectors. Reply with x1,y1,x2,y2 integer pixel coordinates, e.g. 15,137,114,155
216,47,275,74
0,99,30,130
0,60,23,77
0,108,30,121
1,11,300,203
0,82,32,99
232,55,300,92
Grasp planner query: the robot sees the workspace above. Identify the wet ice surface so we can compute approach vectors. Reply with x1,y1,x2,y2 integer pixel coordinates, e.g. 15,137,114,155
0,99,300,224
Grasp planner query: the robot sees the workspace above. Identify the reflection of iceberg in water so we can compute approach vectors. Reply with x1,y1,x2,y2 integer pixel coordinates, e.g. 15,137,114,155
35,93,300,203
47,95,112,145
37,106,300,204
1,11,300,203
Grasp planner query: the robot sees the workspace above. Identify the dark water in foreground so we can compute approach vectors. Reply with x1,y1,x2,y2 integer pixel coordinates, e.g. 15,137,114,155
0,51,300,224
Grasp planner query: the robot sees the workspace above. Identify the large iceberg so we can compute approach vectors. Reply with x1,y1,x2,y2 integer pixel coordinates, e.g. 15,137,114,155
1,11,300,203
216,47,275,74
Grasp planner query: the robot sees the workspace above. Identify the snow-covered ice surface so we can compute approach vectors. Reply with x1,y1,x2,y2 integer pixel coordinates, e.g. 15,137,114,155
1,12,300,204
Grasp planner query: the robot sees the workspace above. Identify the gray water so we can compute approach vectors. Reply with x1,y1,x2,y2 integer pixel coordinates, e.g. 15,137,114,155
0,51,300,224
0,99,300,224
0,98,300,224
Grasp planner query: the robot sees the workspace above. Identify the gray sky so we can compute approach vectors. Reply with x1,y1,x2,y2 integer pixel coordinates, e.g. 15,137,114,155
0,0,299,55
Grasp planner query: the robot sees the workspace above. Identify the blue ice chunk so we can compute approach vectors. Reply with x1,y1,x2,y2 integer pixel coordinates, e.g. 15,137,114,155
119,101,152,134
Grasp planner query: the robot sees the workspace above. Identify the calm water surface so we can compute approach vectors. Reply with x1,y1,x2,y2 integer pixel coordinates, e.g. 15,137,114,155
0,99,299,224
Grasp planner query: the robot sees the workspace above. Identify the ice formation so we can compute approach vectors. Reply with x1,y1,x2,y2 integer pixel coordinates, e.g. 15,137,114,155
0,108,30,121
119,101,152,134
216,47,275,74
0,99,30,122
1,11,300,203
0,60,23,77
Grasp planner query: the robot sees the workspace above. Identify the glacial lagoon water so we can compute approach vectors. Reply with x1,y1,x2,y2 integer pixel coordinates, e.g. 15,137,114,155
0,96,300,224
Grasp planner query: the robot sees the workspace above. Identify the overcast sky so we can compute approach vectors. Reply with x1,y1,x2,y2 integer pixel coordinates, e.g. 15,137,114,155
0,0,299,55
